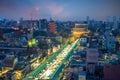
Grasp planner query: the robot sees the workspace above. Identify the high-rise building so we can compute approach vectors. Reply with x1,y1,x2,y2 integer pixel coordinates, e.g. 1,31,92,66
113,16,116,22
113,16,118,29
39,19,48,30
0,28,3,38
105,16,111,28
86,16,90,24
106,16,110,22
119,17,120,23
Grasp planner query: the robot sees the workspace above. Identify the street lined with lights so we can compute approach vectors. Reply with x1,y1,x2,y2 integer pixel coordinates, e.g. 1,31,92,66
36,39,79,79
23,39,79,80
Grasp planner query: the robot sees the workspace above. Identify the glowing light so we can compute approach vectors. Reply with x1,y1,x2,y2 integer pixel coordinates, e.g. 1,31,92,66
28,39,37,47
46,69,51,76
0,70,8,76
32,39,36,45
15,71,22,79
28,40,32,47
105,54,108,60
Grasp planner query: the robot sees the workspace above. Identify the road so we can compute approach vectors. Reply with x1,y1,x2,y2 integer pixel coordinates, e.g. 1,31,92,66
24,39,79,80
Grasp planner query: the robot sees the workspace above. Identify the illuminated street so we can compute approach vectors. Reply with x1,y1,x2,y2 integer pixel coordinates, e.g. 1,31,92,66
38,45,71,79
24,39,79,80
37,39,79,79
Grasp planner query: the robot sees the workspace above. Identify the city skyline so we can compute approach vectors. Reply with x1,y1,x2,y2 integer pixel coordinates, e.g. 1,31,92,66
0,0,120,21
0,1,120,79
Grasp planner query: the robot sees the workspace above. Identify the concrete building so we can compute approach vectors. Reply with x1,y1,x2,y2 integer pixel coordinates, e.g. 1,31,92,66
39,19,48,30
102,31,116,51
2,55,18,70
86,48,99,75
79,35,88,46
116,35,120,44
104,65,120,80
78,71,86,80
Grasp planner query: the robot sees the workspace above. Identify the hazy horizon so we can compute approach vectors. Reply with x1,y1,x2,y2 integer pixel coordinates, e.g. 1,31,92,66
0,0,120,21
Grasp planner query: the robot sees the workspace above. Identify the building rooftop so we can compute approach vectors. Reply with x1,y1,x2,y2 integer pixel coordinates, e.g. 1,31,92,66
2,55,15,67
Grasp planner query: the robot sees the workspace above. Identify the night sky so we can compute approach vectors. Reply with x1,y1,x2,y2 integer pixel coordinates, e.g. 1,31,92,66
0,0,120,21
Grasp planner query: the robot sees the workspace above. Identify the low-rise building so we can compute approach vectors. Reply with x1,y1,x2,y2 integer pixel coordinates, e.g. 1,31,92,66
2,55,18,70
80,35,88,46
